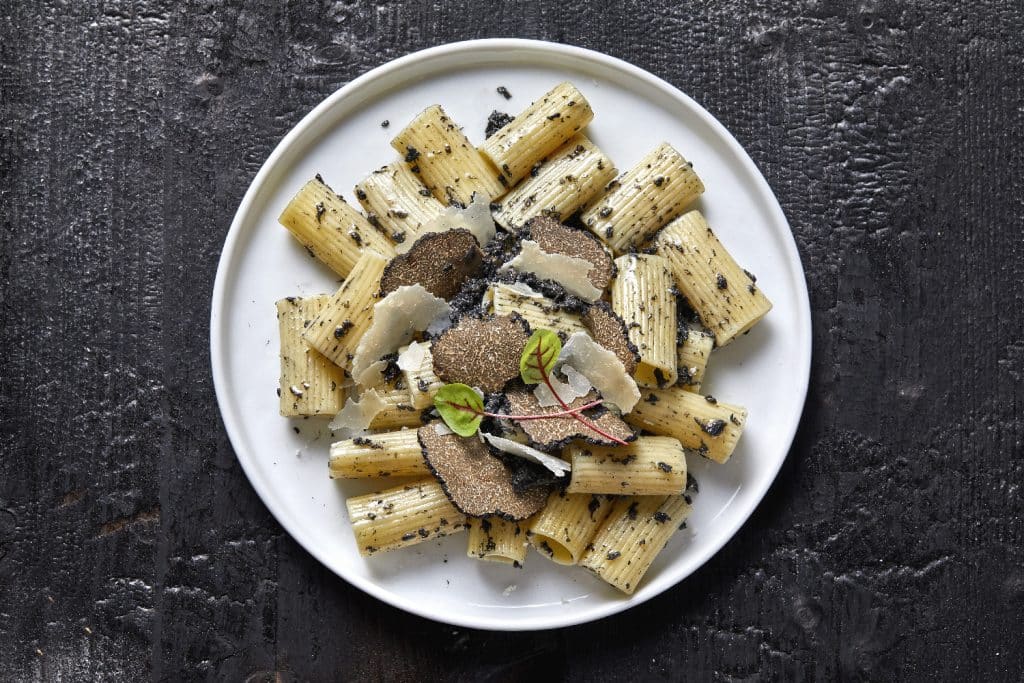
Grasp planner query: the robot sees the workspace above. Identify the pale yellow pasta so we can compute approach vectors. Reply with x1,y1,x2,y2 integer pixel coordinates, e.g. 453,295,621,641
625,386,746,464
346,479,467,556
368,383,426,430
677,327,714,392
485,283,586,337
528,491,613,565
276,296,347,417
492,134,616,230
581,142,704,253
580,494,692,594
655,210,772,347
612,254,678,388
278,176,396,277
390,105,505,206
302,250,388,368
328,429,427,479
467,517,530,566
479,82,595,186
565,436,687,496
354,161,446,243
399,343,444,410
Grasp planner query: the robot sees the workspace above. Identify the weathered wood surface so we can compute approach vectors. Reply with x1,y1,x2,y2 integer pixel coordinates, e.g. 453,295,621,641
1,1,1022,680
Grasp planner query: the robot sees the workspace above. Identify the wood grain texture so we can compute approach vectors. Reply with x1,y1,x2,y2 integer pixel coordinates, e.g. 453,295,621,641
2,1,1022,680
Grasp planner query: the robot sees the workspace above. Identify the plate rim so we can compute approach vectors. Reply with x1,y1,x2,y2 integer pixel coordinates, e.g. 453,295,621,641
210,37,812,631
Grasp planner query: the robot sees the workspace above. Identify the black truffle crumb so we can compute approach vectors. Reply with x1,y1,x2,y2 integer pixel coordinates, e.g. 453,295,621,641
497,85,512,99
404,146,420,162
653,511,671,524
657,462,673,473
381,119,390,128
698,418,727,436
606,550,621,560
716,273,728,289
485,110,514,138
333,321,354,339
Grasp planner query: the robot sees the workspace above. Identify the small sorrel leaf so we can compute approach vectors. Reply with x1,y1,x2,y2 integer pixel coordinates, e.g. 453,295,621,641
520,329,561,385
433,383,484,437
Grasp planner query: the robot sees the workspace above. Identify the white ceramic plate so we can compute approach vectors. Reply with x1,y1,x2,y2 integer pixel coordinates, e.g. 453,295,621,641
211,39,811,631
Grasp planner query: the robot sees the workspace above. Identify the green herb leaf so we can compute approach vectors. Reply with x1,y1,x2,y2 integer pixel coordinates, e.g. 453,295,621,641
519,329,561,385
433,383,484,437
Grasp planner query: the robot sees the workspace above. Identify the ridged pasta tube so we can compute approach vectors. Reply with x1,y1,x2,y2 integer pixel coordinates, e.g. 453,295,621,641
581,142,704,253
655,210,772,347
612,254,678,388
625,386,746,464
346,479,467,556
278,176,396,277
467,517,530,566
329,429,428,479
276,296,347,417
492,134,616,230
565,436,687,496
302,250,388,369
580,494,692,594
527,491,613,565
677,327,714,392
354,161,446,243
479,82,595,187
368,383,425,430
485,283,586,337
391,105,506,206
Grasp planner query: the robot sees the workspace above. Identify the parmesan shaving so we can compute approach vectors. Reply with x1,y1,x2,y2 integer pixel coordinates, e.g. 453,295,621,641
351,285,451,386
396,341,429,373
395,193,496,253
558,332,641,412
328,388,386,437
501,240,601,302
480,432,571,477
533,364,592,408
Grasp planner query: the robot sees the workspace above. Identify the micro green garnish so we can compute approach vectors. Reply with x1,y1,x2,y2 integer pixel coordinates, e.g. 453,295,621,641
432,329,626,445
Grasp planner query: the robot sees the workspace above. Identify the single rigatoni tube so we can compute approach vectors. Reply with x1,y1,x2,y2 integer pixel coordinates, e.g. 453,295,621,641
528,491,613,565
329,429,427,479
479,82,595,186
346,479,467,556
303,250,388,368
368,383,425,430
390,105,506,206
485,283,586,337
655,210,772,347
278,176,396,277
354,161,446,243
625,387,746,463
580,142,704,253
565,437,687,496
492,134,616,230
399,342,444,409
466,517,530,566
612,254,678,388
580,494,692,594
677,327,714,392
276,296,347,416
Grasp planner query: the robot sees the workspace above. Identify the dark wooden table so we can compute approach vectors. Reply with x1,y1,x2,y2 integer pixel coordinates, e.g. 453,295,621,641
2,2,1022,680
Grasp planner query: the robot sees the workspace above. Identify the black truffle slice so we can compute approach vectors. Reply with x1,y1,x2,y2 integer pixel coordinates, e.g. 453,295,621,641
418,424,549,519
581,301,640,376
522,215,614,290
380,228,483,300
431,314,530,393
505,388,637,449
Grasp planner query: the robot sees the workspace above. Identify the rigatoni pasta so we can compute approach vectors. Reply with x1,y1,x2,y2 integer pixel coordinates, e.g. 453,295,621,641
354,161,446,243
329,429,427,479
580,494,692,594
655,210,772,347
278,176,396,277
677,326,714,391
528,491,613,565
302,250,389,368
276,296,347,417
346,479,467,556
368,382,426,430
390,105,505,206
467,517,530,566
479,81,595,187
625,386,746,463
580,142,704,253
492,134,615,230
485,283,586,337
612,254,678,388
565,436,687,496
